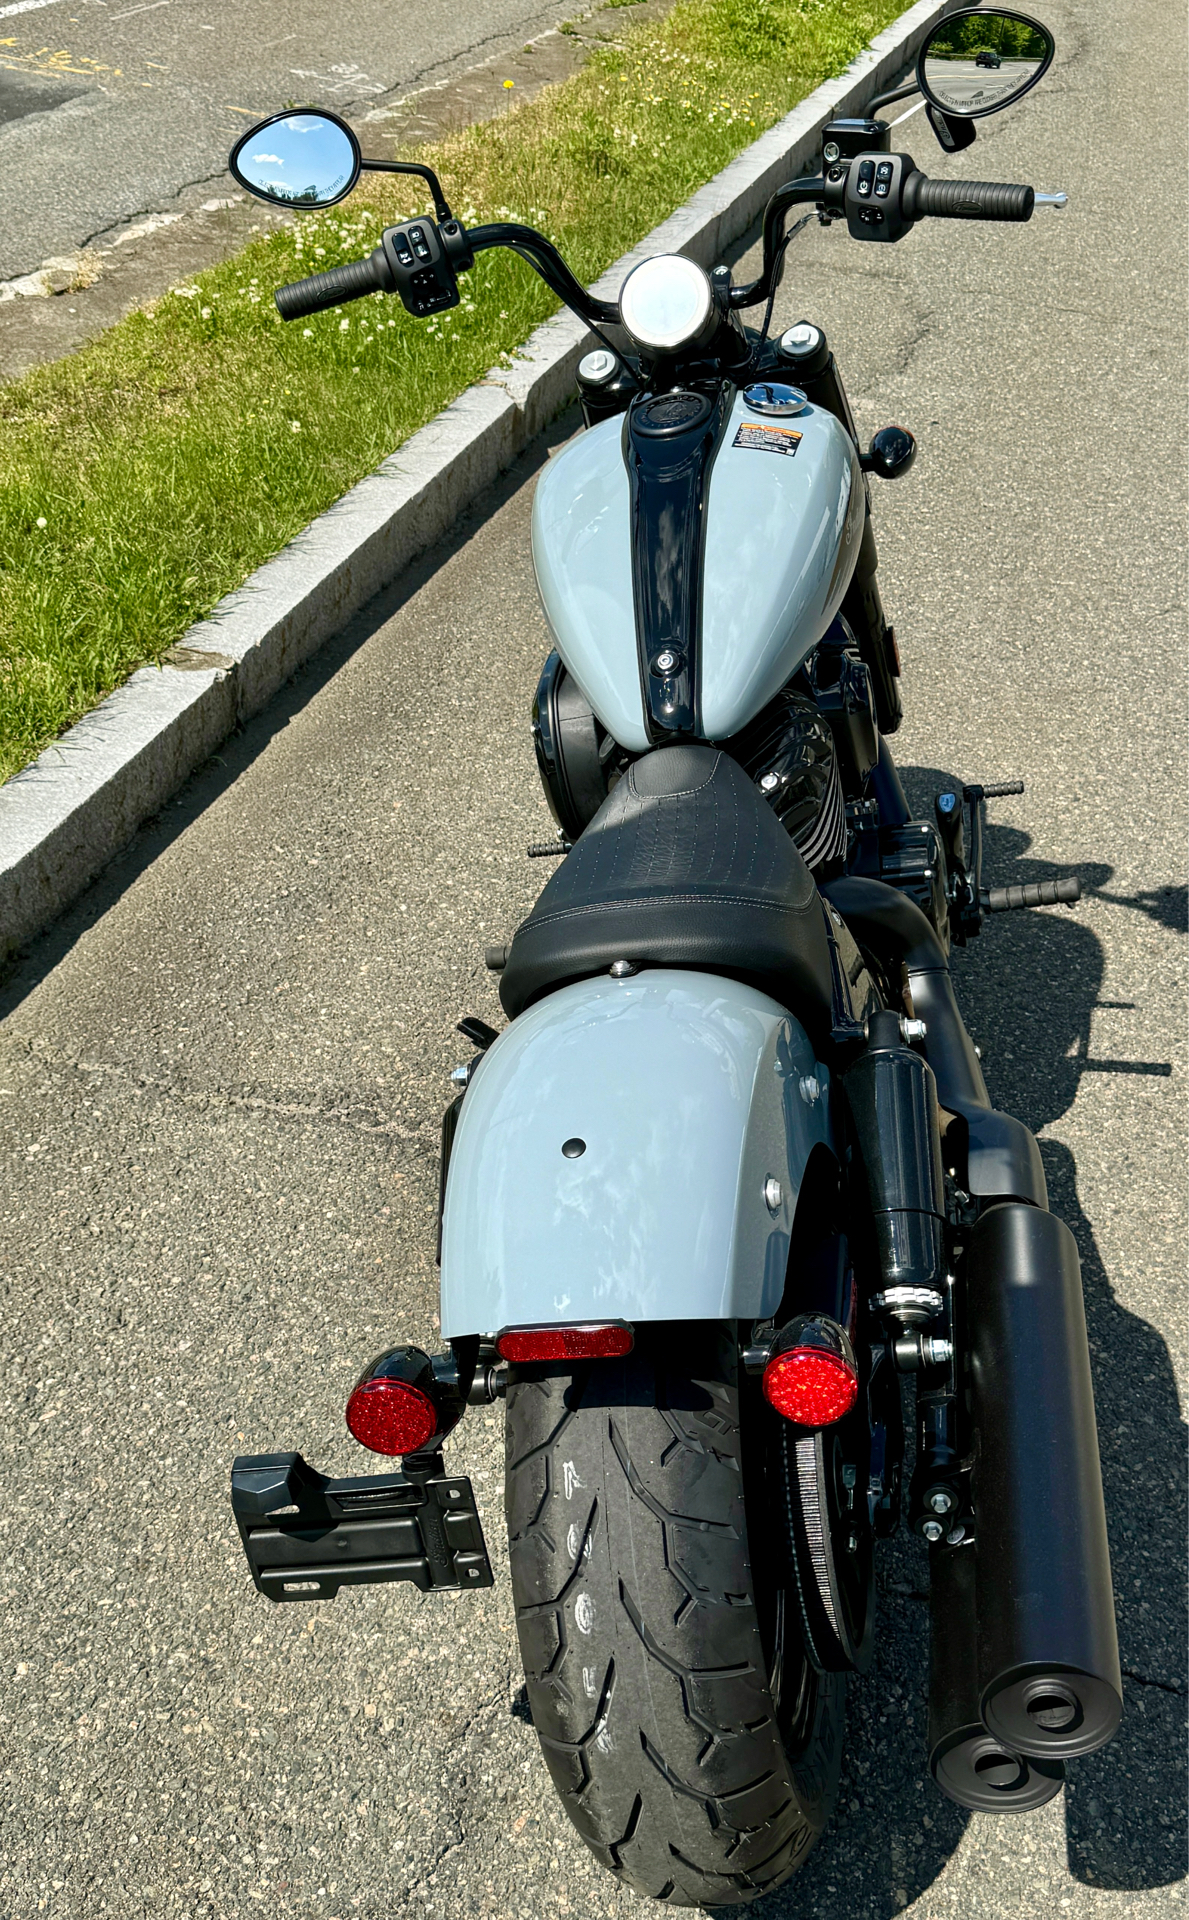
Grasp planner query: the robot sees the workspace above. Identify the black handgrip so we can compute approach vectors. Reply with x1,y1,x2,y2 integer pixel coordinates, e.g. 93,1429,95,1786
275,247,394,322
903,174,1034,223
983,878,1081,913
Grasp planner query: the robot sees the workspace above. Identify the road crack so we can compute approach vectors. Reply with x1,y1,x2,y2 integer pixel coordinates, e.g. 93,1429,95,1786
7,1035,439,1149
1122,1667,1187,1698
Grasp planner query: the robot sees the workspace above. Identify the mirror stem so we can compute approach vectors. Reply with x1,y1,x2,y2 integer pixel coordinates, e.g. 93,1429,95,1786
359,159,453,225
866,78,920,115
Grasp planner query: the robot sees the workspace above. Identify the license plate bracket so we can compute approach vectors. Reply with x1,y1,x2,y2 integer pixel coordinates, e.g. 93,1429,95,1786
231,1451,493,1602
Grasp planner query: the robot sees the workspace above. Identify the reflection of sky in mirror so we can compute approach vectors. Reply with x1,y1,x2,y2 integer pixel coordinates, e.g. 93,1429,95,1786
237,114,354,205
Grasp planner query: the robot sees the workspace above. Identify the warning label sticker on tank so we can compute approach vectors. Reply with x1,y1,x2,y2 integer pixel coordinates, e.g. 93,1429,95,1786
732,422,803,456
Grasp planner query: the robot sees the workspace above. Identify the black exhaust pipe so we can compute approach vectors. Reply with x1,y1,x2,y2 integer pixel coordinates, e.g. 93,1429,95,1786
929,1538,1064,1812
967,1203,1122,1759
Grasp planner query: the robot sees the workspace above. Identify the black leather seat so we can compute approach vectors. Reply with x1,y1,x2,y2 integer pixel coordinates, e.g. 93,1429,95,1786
499,744,835,1022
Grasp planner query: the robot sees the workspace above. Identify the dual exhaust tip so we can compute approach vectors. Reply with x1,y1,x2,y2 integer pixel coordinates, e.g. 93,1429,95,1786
930,1544,1066,1812
928,1202,1122,1809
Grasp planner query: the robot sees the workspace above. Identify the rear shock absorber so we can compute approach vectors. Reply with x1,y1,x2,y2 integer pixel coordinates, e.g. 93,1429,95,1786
844,1007,967,1536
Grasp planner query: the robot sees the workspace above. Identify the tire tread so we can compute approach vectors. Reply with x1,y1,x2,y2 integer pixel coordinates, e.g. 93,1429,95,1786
504,1328,843,1905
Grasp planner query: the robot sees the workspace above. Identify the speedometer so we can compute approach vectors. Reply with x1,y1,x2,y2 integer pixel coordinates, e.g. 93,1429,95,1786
618,254,715,353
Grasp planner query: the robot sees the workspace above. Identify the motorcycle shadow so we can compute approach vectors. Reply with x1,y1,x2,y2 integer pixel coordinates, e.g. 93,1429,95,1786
904,765,1186,1898
722,770,1186,1916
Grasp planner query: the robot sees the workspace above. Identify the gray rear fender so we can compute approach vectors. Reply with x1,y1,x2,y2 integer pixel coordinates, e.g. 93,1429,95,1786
439,969,835,1339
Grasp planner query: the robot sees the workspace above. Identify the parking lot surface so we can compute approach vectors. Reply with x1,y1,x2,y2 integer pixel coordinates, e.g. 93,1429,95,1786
0,0,1184,1912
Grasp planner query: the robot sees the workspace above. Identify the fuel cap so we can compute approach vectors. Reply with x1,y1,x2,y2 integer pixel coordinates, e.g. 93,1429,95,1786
777,321,829,376
742,382,807,417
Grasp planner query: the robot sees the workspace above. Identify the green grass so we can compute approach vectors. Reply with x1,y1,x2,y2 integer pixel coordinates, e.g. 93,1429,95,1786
0,0,908,785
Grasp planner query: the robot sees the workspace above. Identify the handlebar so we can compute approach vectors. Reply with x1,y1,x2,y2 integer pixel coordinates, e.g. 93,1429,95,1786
275,247,392,321
901,175,1034,222
730,176,823,310
271,162,1059,330
273,221,617,329
466,224,619,328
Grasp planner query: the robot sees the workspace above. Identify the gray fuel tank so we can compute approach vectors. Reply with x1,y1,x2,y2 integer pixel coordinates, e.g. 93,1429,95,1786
531,386,863,750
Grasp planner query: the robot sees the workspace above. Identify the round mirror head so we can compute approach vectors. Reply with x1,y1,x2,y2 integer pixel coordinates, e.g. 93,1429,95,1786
229,110,361,208
917,9,1054,119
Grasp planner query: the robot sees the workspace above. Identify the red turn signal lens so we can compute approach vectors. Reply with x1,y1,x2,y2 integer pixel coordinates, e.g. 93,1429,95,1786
497,1324,634,1363
763,1346,858,1427
345,1377,438,1456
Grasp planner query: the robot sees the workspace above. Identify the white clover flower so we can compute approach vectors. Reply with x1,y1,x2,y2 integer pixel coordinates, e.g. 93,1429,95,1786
339,319,350,331
201,307,212,319
36,516,47,529
303,328,313,338
290,421,302,433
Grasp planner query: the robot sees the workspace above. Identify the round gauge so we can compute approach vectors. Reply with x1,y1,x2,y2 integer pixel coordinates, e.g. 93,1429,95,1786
618,254,714,353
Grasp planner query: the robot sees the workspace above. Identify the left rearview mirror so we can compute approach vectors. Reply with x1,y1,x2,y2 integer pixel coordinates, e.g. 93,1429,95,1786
229,109,361,209
917,8,1054,120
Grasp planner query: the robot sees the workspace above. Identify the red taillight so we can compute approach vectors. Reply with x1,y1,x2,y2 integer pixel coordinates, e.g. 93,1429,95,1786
763,1346,858,1427
345,1376,438,1455
496,1324,634,1363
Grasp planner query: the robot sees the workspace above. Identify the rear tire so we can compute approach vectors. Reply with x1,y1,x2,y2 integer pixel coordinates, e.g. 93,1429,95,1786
504,1324,845,1906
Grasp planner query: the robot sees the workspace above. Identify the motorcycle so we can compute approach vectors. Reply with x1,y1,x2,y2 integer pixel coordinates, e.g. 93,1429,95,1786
227,8,1121,1904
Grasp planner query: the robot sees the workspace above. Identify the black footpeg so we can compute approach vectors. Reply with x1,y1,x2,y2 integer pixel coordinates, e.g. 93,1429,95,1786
982,878,1081,912
231,1452,493,1603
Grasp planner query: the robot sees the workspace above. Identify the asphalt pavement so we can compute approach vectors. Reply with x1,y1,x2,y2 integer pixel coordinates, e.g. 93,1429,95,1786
0,0,1185,1913
0,0,586,280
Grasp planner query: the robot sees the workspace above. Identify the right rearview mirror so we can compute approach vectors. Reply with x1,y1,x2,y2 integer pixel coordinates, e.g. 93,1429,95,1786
917,8,1054,119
